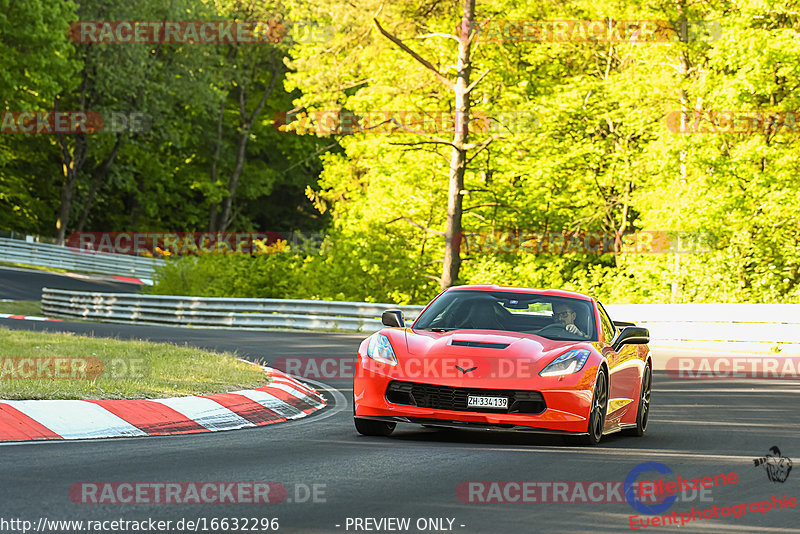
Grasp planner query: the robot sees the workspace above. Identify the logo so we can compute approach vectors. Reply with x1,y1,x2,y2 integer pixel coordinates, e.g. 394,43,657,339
625,462,676,515
455,365,478,374
754,447,793,483
666,356,800,379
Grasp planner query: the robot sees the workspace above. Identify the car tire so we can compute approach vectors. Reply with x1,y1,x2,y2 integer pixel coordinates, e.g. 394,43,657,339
577,367,608,446
623,362,651,437
354,417,396,437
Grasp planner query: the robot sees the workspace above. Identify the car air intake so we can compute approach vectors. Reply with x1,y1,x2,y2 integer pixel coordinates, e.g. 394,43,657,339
450,340,510,349
385,381,546,415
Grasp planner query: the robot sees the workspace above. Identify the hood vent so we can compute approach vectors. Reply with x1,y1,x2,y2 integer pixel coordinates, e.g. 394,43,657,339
451,340,510,349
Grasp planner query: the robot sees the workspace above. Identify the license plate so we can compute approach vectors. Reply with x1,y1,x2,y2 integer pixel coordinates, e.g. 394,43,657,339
467,395,508,409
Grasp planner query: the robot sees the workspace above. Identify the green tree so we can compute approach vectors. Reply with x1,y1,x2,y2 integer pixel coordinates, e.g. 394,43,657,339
0,0,79,233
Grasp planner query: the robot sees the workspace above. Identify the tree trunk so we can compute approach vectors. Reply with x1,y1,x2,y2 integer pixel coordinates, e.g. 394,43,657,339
55,134,89,245
54,72,89,245
217,67,279,233
674,4,691,303
440,0,475,290
218,104,249,233
218,133,247,231
208,99,225,232
75,133,123,233
374,0,480,290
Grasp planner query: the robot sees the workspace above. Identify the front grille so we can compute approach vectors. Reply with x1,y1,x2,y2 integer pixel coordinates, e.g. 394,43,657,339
385,381,546,415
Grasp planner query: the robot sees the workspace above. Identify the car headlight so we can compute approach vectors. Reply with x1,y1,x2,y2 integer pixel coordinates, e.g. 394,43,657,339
539,349,591,376
367,334,398,366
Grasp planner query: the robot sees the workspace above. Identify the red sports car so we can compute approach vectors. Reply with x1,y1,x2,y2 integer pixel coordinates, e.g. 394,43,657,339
353,285,651,445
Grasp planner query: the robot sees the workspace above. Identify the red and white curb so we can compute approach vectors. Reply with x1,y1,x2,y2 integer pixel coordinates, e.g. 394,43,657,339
0,314,62,322
111,275,152,285
0,369,326,442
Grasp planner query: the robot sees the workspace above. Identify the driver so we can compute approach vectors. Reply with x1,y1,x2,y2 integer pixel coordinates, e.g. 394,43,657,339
553,302,588,337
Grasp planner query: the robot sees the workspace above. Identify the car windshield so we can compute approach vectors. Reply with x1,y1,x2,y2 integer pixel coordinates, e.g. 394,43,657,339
413,290,596,341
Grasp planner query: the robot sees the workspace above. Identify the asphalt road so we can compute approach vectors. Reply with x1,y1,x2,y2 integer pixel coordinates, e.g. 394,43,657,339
0,266,143,301
1,318,798,533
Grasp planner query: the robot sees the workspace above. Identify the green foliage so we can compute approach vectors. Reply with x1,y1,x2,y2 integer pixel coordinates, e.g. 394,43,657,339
1,0,332,238
276,0,800,304
4,0,800,304
150,224,440,304
0,0,79,231
149,252,305,299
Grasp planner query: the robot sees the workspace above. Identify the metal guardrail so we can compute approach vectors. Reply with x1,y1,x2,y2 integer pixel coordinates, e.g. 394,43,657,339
0,238,163,280
606,304,800,352
40,288,800,350
41,288,424,332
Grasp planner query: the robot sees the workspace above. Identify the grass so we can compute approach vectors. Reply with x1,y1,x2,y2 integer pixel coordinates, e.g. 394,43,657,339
0,327,270,400
0,300,42,316
0,261,69,273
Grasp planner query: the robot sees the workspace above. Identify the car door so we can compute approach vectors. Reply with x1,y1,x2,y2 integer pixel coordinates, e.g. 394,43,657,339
597,302,641,426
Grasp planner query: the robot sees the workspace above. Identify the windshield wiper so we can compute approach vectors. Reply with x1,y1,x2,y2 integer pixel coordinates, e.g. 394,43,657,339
420,327,457,332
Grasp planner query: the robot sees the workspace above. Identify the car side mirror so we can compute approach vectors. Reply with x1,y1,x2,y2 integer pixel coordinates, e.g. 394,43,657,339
381,310,405,328
612,326,649,352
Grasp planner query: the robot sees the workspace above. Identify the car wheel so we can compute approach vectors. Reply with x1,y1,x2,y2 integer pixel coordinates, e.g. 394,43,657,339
577,368,608,446
354,417,396,437
624,363,651,437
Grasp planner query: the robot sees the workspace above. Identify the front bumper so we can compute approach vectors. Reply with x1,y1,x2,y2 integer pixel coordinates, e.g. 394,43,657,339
354,415,587,435
354,364,596,434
